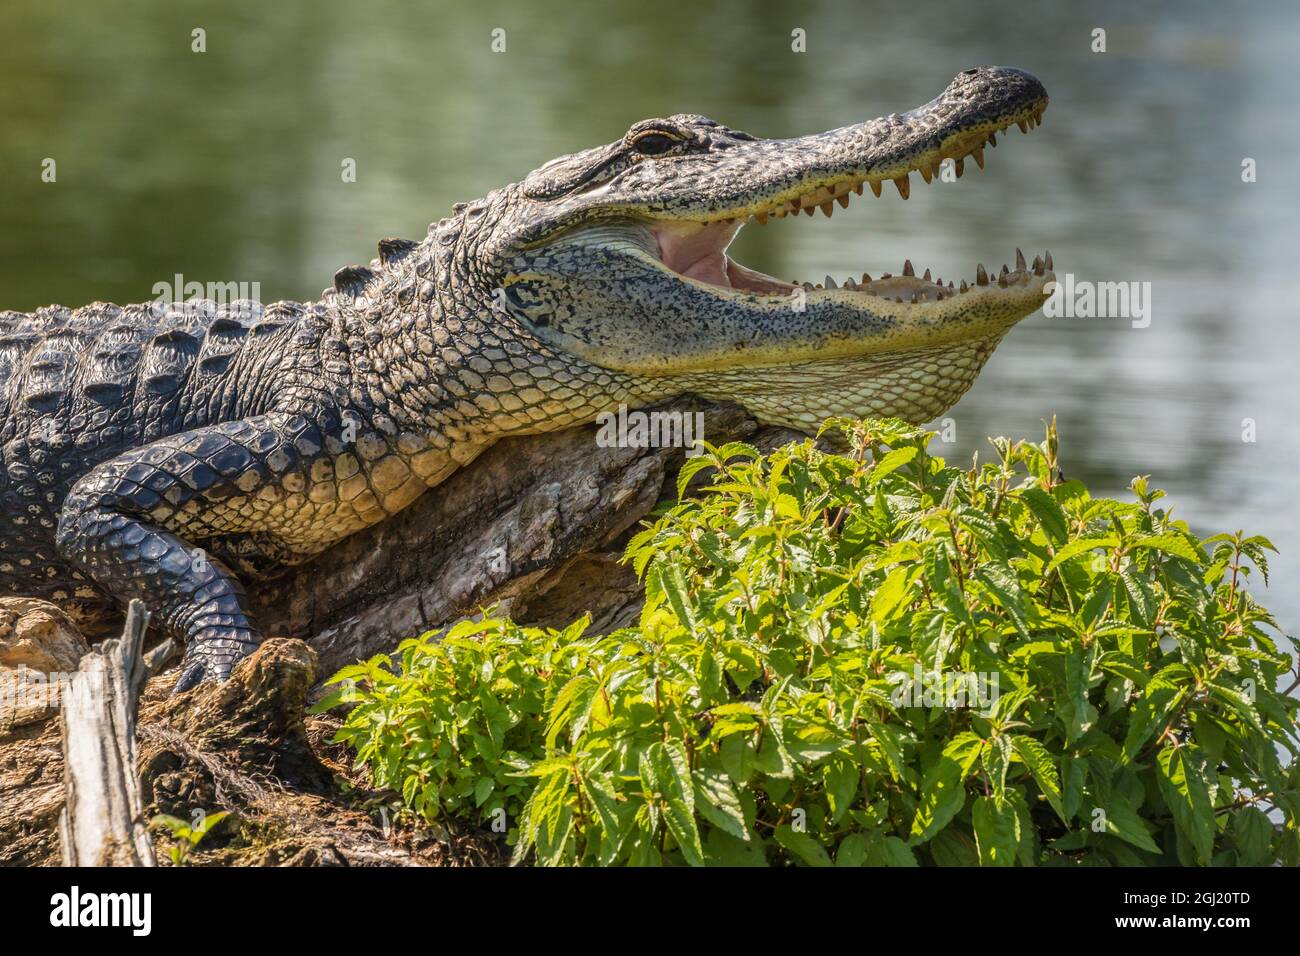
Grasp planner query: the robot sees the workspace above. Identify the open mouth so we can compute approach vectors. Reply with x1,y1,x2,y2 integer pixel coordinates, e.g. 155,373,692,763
647,101,1051,306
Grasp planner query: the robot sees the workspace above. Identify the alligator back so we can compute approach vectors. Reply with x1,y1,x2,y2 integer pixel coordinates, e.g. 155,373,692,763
0,299,303,622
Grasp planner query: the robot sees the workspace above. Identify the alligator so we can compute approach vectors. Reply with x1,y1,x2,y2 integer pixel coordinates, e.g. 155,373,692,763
0,66,1051,690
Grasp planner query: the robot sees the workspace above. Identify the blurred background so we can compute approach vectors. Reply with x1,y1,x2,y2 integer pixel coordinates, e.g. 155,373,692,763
1,0,1297,633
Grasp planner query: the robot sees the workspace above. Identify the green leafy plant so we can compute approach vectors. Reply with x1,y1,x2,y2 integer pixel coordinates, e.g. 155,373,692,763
323,418,1299,865
152,810,231,866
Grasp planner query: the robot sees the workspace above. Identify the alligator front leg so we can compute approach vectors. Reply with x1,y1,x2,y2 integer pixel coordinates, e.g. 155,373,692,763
54,413,331,691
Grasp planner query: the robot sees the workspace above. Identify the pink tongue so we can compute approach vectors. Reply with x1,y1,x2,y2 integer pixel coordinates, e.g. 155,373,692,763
680,251,732,287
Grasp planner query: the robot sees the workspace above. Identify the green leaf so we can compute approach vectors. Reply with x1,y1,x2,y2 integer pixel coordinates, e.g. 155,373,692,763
1121,684,1182,764
823,759,859,824
1231,807,1274,866
1120,568,1157,628
693,768,749,842
929,827,980,866
862,832,918,866
675,454,716,498
870,564,919,625
834,833,870,867
1010,735,1067,823
1045,537,1117,575
640,741,704,866
1096,794,1161,854
705,828,768,867
1021,487,1069,545
972,795,1020,866
973,564,1030,636
981,735,1012,804
867,446,919,486
1057,644,1098,744
1207,680,1264,735
1130,533,1202,565
773,826,833,867
1155,746,1215,865
656,563,696,630
909,755,968,844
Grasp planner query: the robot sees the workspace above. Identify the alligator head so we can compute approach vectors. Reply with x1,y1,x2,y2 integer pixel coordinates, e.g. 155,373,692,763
478,66,1052,430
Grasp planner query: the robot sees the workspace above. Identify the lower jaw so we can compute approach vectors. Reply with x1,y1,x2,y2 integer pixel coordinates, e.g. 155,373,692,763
672,335,1006,431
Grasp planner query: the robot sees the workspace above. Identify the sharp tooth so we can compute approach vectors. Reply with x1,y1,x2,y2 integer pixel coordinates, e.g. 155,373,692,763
1045,250,1053,270
1017,119,1029,133
820,200,834,217
869,180,882,198
861,272,871,282
976,264,988,285
803,204,816,216
1015,248,1027,271
1032,255,1043,275
959,280,968,292
881,272,892,279
919,166,932,184
948,281,954,290
802,282,814,290
971,147,985,169
987,132,997,148
836,194,850,209
998,271,1008,288
757,212,769,225
824,275,837,289
954,157,964,178
931,161,942,179
1000,264,1009,277
923,268,932,281
894,175,910,199
902,259,914,277
853,182,863,195
844,277,857,288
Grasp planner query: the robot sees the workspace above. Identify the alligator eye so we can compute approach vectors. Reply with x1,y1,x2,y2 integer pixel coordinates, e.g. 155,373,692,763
632,133,679,156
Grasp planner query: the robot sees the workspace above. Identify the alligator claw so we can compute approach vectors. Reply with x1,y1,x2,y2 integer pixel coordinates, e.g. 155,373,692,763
173,634,261,694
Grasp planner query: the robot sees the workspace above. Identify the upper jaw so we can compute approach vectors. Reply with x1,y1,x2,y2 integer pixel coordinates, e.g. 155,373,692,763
616,65,1046,224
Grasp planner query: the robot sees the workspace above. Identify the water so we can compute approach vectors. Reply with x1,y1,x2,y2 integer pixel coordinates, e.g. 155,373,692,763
2,0,1297,633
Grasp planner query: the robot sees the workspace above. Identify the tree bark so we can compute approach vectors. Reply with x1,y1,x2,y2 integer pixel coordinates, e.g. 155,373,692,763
58,600,155,866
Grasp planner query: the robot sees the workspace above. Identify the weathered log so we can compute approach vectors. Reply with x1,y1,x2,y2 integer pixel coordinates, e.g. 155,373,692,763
0,599,89,865
58,600,155,866
252,398,794,675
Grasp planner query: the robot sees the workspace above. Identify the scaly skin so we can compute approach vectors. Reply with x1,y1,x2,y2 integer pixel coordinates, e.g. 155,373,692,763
0,66,1052,689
